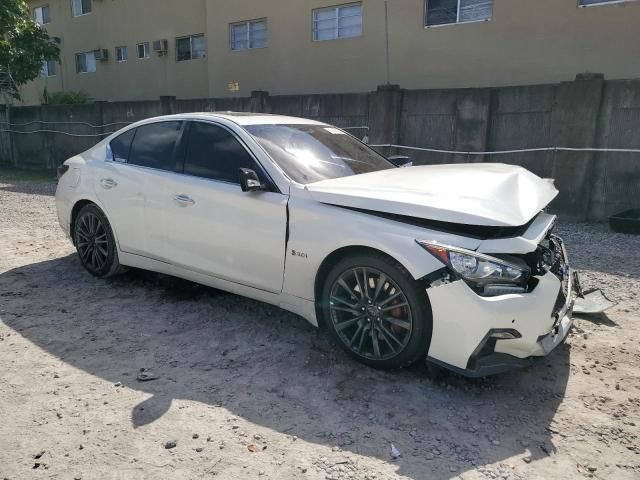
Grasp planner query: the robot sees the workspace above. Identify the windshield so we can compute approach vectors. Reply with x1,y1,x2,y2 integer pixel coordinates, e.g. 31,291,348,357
244,124,395,184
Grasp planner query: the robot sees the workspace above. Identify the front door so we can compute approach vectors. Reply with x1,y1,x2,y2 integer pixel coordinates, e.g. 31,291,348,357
164,121,288,293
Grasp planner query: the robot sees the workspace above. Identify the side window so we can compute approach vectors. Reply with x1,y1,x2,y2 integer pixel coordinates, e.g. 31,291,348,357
184,122,262,184
128,122,182,171
109,128,136,162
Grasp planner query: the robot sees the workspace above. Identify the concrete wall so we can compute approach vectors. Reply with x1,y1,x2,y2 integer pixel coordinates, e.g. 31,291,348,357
18,0,640,105
3,78,640,222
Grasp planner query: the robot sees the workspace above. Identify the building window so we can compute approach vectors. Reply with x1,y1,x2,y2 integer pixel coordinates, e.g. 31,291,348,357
72,0,92,17
76,51,96,73
115,46,128,62
41,59,56,77
425,0,493,27
176,34,206,61
137,42,150,59
230,19,267,51
313,3,362,41
34,5,51,25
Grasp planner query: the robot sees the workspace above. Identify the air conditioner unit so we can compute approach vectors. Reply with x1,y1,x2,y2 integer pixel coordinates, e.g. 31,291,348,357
153,39,169,56
94,48,109,61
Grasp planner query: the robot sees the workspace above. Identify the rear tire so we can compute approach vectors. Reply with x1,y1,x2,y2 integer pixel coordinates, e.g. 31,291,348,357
74,204,124,278
320,252,432,369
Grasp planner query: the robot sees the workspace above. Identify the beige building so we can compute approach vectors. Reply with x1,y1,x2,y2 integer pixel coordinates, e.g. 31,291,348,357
20,0,640,105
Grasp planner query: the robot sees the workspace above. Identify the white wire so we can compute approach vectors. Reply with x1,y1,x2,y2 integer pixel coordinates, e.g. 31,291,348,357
0,120,131,128
368,144,640,155
0,129,114,137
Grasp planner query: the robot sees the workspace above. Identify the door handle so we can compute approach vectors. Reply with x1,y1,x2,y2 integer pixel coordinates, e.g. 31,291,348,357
100,178,117,189
173,194,195,206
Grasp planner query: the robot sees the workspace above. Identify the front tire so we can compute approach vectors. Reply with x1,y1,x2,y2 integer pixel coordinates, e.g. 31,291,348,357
320,253,432,369
74,204,123,278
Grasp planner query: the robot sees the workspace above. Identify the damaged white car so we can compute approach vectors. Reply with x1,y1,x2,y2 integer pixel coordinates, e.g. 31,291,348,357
56,113,577,376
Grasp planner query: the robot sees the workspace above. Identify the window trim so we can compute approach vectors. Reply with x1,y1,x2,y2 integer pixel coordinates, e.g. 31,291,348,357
136,42,150,59
577,0,638,6
175,34,206,62
229,18,268,52
115,46,128,63
312,2,363,42
33,5,51,25
71,0,92,17
424,0,493,28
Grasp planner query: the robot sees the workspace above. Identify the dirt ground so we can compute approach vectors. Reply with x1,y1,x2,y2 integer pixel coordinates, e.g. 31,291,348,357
0,175,638,480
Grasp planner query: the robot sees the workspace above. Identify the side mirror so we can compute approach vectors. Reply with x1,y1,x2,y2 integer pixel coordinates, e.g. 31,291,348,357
239,168,266,192
387,155,413,168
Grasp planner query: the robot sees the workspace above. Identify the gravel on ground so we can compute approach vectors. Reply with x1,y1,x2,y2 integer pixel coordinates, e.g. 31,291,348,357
0,177,638,480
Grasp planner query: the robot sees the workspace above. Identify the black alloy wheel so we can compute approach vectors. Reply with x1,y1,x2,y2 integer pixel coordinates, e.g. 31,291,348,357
74,204,122,277
321,253,432,369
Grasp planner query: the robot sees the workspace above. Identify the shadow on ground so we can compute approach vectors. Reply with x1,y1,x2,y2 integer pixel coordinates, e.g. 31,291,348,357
1,255,571,479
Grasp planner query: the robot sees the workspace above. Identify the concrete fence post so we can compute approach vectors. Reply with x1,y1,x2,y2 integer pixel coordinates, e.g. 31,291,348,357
95,101,108,139
452,88,491,163
549,73,605,221
368,85,403,150
250,90,270,113
160,96,176,115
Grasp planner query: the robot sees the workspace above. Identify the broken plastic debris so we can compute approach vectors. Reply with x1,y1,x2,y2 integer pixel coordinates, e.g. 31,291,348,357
136,368,159,382
390,443,401,459
574,289,616,315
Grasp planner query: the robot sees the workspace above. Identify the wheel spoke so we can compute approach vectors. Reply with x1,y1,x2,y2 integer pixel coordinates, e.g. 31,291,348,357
379,324,404,346
381,302,409,313
372,273,387,304
382,315,411,331
335,315,364,332
349,323,364,346
330,296,360,311
77,229,90,240
96,245,108,258
378,328,398,353
358,324,370,352
361,268,370,301
377,291,402,307
371,330,381,358
354,269,366,301
337,278,360,302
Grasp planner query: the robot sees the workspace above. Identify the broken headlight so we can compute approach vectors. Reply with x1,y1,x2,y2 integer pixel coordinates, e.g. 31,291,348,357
416,240,530,296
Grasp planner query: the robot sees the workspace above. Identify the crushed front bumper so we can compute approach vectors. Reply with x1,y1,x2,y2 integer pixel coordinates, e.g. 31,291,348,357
426,235,576,377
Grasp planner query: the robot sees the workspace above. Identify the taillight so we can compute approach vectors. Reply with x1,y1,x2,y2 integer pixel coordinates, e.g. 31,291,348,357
57,164,69,180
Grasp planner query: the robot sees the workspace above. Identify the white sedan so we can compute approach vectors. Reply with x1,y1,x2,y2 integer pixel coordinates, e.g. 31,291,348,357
55,113,574,376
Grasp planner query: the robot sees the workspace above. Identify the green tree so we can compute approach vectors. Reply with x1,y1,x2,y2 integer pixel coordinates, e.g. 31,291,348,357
0,0,60,99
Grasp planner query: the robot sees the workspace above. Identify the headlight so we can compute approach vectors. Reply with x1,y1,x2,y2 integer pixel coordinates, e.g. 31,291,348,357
416,240,530,295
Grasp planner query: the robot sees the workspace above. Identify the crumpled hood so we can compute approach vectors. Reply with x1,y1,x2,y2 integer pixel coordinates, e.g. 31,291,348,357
305,163,558,227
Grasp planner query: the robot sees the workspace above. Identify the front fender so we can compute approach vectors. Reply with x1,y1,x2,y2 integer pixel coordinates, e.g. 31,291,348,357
283,186,481,302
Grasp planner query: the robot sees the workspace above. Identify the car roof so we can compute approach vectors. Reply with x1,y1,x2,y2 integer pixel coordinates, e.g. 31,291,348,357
161,112,328,127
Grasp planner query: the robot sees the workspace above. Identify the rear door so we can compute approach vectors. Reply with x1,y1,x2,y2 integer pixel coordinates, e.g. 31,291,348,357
94,121,185,259
164,121,288,293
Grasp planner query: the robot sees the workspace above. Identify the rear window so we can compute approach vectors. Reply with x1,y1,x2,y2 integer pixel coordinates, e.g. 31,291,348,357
128,121,183,171
109,128,136,163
